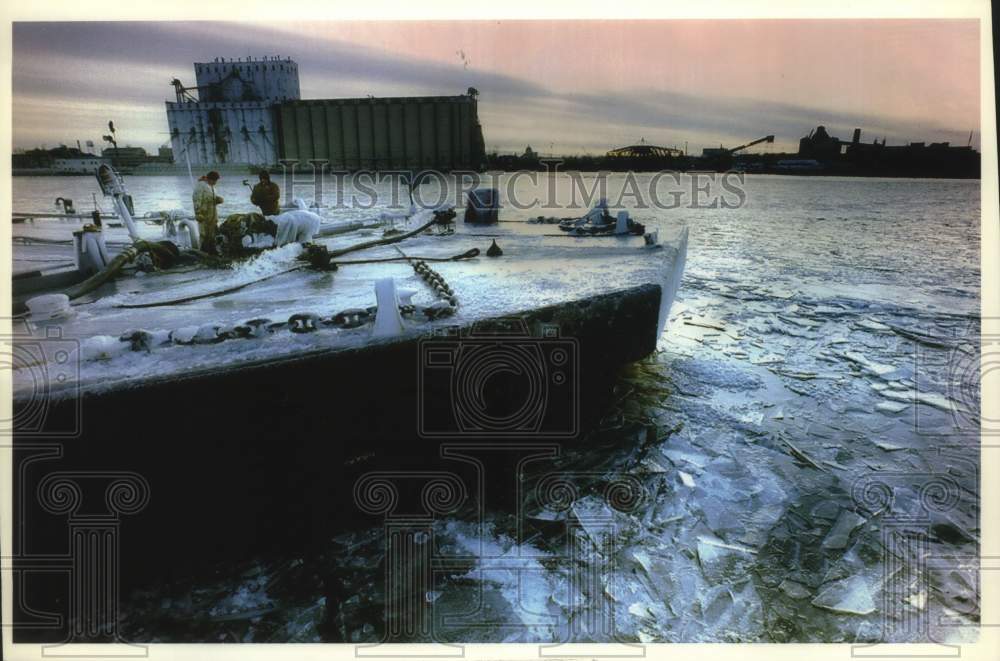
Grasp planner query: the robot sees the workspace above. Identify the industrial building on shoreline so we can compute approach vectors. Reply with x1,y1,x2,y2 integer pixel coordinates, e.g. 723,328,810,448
165,57,487,171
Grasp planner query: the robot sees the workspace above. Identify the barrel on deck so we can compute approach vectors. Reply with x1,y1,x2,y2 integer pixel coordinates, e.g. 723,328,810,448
464,188,499,224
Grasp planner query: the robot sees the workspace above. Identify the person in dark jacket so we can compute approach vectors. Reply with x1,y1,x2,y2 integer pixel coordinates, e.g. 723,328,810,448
250,172,281,216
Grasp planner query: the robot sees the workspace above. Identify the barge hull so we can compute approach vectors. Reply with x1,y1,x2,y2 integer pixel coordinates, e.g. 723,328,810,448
13,283,663,641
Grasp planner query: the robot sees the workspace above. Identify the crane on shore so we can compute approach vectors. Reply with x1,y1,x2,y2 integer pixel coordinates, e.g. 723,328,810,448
726,134,774,155
699,134,775,170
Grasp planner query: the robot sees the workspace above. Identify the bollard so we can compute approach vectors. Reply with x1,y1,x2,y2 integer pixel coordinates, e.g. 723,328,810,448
73,229,111,274
615,211,630,235
373,278,405,337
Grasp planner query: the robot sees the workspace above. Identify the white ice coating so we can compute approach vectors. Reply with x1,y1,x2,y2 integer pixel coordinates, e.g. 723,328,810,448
25,293,72,320
616,211,630,234
12,206,687,399
372,278,405,338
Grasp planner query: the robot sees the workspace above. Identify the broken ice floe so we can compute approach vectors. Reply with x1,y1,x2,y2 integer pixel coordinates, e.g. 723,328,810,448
696,536,756,584
811,575,876,615
875,401,909,414
821,510,866,551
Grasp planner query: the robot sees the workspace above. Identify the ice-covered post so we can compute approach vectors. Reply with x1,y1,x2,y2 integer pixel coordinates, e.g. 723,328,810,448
95,165,140,242
73,229,111,274
373,278,405,337
615,211,630,235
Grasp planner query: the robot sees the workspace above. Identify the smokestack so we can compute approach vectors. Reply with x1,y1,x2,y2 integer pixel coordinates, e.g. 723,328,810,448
852,128,861,145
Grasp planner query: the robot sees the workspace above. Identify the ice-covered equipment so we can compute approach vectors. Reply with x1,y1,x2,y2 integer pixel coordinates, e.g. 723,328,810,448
584,197,611,224
397,288,417,307
464,188,499,224
163,217,201,250
373,278,405,337
26,293,73,321
95,164,140,242
72,228,111,274
615,211,630,235
176,219,201,250
55,197,76,215
559,199,645,236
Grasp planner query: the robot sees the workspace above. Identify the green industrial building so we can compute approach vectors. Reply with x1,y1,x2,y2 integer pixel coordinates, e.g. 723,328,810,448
275,91,486,171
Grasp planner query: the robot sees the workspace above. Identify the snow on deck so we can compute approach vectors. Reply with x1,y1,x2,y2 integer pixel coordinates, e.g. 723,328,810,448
12,213,687,398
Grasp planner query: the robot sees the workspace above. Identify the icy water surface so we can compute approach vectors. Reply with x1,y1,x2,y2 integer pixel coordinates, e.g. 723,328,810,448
14,174,982,643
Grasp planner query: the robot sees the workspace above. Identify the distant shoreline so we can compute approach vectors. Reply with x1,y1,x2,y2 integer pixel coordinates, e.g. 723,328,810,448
11,167,982,181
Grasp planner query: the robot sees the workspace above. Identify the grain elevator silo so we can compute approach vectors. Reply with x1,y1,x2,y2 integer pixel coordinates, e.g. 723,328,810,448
165,57,486,171
166,57,299,167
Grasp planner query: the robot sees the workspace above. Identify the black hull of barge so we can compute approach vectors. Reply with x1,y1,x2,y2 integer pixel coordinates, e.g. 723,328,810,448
12,283,663,642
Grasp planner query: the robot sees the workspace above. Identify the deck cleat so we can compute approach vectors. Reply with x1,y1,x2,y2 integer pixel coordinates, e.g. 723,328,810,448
373,278,406,338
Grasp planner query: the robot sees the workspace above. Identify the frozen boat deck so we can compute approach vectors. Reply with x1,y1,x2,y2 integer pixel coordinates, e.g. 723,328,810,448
12,210,688,400
11,202,688,600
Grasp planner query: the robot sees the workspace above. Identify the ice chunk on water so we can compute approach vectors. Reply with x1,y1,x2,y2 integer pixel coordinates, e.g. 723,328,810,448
663,449,710,468
696,536,755,584
810,575,876,615
702,496,743,537
843,352,897,377
856,319,891,332
570,496,617,549
750,353,785,365
906,590,927,611
778,579,811,600
821,510,866,550
880,388,965,414
874,441,905,452
810,500,841,520
880,388,914,403
916,391,965,413
876,401,909,414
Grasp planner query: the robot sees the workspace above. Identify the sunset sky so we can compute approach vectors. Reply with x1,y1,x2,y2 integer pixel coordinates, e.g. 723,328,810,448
12,19,981,156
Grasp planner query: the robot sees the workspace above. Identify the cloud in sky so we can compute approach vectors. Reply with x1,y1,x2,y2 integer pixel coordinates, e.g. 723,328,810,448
12,20,981,155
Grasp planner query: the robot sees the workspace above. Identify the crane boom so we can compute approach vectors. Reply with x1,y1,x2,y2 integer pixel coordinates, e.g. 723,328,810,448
728,135,774,154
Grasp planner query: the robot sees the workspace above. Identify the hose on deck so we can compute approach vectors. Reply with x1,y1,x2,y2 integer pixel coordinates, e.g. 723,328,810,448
73,210,455,306
326,209,454,259
64,240,214,301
